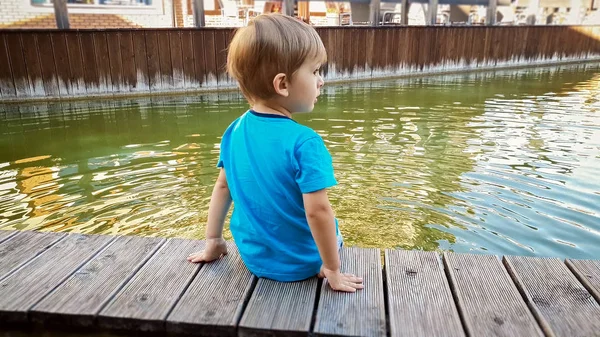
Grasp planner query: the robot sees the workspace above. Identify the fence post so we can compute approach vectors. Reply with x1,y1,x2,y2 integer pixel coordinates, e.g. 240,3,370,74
53,0,70,29
370,0,381,26
486,0,497,25
193,0,205,27
282,0,295,16
428,0,438,25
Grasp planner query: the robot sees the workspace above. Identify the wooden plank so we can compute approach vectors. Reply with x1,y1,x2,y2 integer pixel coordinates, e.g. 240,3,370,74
31,236,166,327
132,31,149,93
444,253,543,337
18,33,43,97
64,31,85,96
97,238,205,332
169,31,184,90
0,34,16,98
334,28,344,78
356,28,367,78
0,231,66,281
4,33,30,97
192,30,207,87
49,31,71,96
93,32,112,94
180,30,195,89
119,31,137,91
145,30,161,92
203,30,217,86
157,30,174,90
34,32,60,98
107,32,123,93
0,230,18,244
168,242,256,336
238,277,316,337
0,233,114,323
504,256,600,337
79,32,100,94
314,247,385,336
566,259,600,307
327,28,337,79
386,250,464,337
214,29,229,86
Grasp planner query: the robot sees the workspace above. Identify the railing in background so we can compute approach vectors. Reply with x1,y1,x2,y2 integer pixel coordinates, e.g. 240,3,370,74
0,25,599,101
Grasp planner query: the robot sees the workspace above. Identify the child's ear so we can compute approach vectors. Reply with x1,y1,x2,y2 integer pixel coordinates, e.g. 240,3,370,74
273,73,289,97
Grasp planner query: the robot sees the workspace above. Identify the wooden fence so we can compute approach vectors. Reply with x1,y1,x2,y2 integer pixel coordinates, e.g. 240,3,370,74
1,26,600,101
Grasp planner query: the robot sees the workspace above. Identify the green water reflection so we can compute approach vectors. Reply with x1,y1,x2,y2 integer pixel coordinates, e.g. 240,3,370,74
1,63,599,259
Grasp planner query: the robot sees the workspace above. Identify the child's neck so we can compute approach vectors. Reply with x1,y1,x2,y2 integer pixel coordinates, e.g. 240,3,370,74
252,102,292,119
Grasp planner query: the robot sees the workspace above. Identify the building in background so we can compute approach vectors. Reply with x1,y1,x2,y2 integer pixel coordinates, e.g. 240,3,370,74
0,0,597,28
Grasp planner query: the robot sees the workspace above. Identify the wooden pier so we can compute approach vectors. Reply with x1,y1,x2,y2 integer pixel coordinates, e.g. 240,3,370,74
0,229,599,336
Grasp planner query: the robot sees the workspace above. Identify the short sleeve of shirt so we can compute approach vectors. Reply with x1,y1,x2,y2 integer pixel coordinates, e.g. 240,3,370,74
294,136,337,193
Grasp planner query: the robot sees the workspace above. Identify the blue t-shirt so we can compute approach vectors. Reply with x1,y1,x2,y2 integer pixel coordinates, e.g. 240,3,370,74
217,110,341,281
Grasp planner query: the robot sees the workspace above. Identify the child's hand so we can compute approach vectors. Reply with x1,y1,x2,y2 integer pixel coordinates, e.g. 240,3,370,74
187,238,228,263
318,266,364,293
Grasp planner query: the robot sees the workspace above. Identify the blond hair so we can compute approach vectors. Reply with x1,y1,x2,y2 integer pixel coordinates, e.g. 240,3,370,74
227,14,327,104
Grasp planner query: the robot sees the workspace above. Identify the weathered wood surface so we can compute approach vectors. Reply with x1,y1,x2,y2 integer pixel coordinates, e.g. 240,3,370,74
0,231,65,281
238,278,316,337
30,236,166,327
504,256,600,337
314,247,386,337
444,253,543,337
0,230,599,337
566,259,600,304
385,250,463,337
168,242,255,336
97,238,205,332
1,26,600,100
0,229,18,243
0,233,113,323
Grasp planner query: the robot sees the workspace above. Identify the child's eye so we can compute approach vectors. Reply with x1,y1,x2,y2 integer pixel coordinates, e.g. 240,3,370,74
313,69,320,75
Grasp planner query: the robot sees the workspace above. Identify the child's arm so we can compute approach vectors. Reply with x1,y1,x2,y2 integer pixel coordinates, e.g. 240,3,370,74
187,168,232,263
303,189,364,292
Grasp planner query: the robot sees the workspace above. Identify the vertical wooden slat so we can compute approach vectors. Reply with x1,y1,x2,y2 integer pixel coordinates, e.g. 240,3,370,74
192,30,207,87
157,30,174,90
36,32,60,98
49,31,72,96
4,33,30,97
132,30,150,93
316,28,329,78
93,32,112,94
334,28,344,78
119,31,137,91
169,31,184,90
356,28,367,78
0,34,17,98
203,29,218,86
64,31,85,96
365,28,375,78
180,30,195,89
107,32,123,93
79,31,100,94
327,28,337,79
214,29,229,86
145,30,161,92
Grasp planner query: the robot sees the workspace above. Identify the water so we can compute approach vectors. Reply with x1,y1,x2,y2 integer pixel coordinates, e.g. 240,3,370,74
0,63,599,259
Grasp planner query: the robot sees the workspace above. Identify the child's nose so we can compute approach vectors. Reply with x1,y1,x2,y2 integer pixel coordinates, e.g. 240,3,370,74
317,75,324,88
